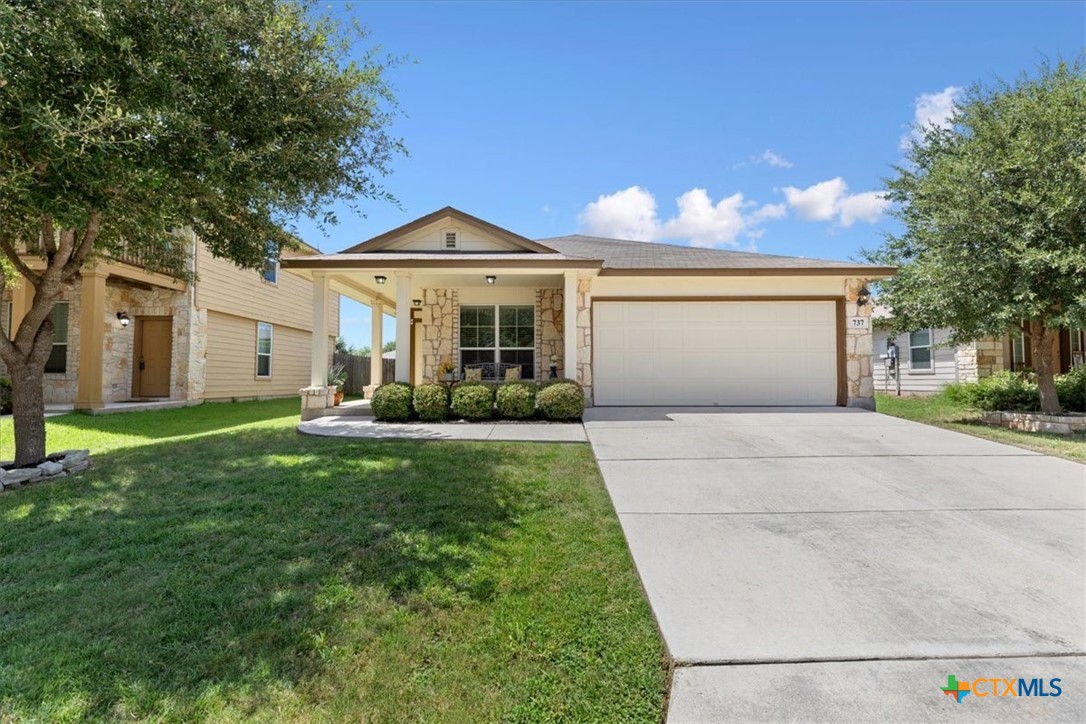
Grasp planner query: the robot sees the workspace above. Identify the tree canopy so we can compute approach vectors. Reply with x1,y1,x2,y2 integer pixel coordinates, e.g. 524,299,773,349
866,60,1086,411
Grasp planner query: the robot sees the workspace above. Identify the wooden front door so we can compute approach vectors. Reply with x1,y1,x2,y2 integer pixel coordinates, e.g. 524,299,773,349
133,317,173,398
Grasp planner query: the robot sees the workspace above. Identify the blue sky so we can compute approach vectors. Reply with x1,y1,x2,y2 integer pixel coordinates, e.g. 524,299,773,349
300,1,1084,349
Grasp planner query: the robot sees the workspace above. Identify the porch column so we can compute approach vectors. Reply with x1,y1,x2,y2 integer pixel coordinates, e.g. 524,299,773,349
370,301,383,389
310,271,329,388
75,268,107,411
563,271,577,381
394,272,411,382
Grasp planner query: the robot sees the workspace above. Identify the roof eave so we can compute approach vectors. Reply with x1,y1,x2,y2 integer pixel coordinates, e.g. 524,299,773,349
597,266,897,278
280,257,602,270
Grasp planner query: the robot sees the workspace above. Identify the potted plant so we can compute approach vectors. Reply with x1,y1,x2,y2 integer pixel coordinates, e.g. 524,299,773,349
327,363,347,406
438,357,457,383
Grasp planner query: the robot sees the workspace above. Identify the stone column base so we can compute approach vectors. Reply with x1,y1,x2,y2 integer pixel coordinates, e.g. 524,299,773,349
299,385,335,420
363,384,380,400
847,396,877,411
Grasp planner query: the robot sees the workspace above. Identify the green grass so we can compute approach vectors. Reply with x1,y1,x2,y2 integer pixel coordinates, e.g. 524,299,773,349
876,392,1086,462
0,399,666,722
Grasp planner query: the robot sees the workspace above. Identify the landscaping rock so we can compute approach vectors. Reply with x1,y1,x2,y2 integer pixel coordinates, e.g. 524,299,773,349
57,450,91,468
3,468,43,485
0,449,91,493
38,461,64,476
65,460,91,474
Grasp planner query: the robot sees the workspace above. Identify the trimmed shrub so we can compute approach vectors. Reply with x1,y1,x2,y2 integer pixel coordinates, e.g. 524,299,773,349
496,381,537,419
451,382,495,420
1055,365,1086,413
960,371,1039,412
537,380,584,420
413,383,449,421
371,382,413,421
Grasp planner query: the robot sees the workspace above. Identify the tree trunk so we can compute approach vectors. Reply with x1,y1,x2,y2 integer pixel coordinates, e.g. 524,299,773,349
7,358,47,466
1029,320,1061,414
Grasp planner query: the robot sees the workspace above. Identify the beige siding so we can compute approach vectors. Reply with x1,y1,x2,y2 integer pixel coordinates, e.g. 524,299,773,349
195,242,339,335
205,311,321,399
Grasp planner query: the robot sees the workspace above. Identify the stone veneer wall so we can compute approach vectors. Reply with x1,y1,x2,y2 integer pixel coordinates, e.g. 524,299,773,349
954,336,1005,383
536,288,563,381
844,277,875,409
575,277,593,403
103,282,206,402
417,289,458,383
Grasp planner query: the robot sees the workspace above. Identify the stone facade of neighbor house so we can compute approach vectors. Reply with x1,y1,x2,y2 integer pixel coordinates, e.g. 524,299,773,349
2,233,339,410
953,337,1006,383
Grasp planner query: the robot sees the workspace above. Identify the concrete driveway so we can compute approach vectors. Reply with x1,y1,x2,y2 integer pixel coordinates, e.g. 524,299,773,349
584,407,1086,722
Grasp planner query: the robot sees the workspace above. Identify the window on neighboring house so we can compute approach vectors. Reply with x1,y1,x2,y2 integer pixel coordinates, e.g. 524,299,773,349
262,241,278,284
45,303,69,374
1071,326,1084,368
1011,330,1027,369
459,305,534,380
908,329,933,371
256,322,272,377
1,301,11,339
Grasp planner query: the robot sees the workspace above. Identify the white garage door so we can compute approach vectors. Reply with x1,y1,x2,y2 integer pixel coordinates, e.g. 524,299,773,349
593,300,839,406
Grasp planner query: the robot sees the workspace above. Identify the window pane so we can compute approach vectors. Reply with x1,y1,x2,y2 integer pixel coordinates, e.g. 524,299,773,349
1,301,10,339
911,347,932,370
517,307,534,326
258,338,271,355
45,344,66,374
499,307,516,327
500,349,534,381
460,307,476,326
51,303,69,343
257,354,271,377
460,327,478,348
909,329,930,347
477,328,495,348
476,306,494,326
516,328,534,348
498,327,517,347
460,349,493,371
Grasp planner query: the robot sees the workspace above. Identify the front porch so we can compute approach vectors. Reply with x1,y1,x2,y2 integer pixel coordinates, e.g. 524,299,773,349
297,266,593,418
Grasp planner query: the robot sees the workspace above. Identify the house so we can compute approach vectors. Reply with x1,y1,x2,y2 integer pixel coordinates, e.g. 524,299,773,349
281,207,894,416
1,231,340,410
872,306,1084,394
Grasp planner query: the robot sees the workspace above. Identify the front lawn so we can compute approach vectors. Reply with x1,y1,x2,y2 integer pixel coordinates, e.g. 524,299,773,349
876,393,1086,462
0,399,665,721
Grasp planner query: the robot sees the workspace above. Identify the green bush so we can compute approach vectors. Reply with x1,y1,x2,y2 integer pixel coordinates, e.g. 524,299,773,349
1055,366,1086,413
496,381,537,419
450,383,495,420
371,382,413,421
960,371,1039,412
0,375,11,415
537,380,584,420
413,383,449,421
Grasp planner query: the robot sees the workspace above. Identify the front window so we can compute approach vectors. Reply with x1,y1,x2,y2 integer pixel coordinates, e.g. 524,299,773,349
44,303,69,374
256,322,272,377
1012,331,1027,369
1071,326,1084,368
1,301,11,339
908,329,933,371
262,241,278,284
459,305,534,380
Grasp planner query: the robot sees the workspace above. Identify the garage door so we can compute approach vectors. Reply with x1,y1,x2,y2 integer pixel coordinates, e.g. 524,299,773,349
593,300,839,406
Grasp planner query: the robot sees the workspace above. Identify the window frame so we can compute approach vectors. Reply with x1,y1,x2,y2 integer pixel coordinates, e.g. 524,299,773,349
44,302,69,375
261,241,279,285
458,304,535,380
907,328,934,374
1071,326,1084,368
1011,330,1027,370
1,301,11,340
256,321,273,379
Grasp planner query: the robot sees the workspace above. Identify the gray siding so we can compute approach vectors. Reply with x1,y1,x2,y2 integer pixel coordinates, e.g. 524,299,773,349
872,328,961,395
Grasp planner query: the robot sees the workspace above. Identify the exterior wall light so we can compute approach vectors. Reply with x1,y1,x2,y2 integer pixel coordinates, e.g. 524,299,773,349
374,274,387,285
412,299,422,307
485,275,497,285
116,311,131,328
857,286,871,306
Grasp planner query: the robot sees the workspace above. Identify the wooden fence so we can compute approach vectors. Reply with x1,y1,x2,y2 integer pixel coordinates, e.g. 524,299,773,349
333,352,396,395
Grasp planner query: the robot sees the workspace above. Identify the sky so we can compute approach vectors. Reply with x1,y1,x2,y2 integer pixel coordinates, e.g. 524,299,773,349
296,0,1085,350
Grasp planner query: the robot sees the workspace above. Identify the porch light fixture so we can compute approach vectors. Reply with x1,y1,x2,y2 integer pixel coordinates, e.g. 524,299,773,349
412,299,422,307
485,275,497,285
116,311,131,328
374,274,387,285
856,285,871,307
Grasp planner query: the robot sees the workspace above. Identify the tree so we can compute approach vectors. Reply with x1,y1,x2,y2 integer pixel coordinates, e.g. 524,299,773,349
0,0,403,463
334,336,351,355
382,340,396,353
867,60,1086,413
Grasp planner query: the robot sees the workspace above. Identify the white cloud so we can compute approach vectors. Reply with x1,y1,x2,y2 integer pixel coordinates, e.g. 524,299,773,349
902,85,961,149
756,149,793,168
578,186,784,248
780,177,889,227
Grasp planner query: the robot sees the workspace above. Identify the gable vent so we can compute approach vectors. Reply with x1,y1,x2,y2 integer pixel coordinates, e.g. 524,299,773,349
444,231,458,249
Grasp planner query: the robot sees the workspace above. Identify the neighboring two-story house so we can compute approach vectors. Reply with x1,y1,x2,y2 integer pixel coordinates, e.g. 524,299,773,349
1,232,339,410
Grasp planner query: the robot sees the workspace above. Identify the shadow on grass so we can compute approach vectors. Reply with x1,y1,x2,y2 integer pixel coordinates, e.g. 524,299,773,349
43,398,302,441
0,424,542,718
